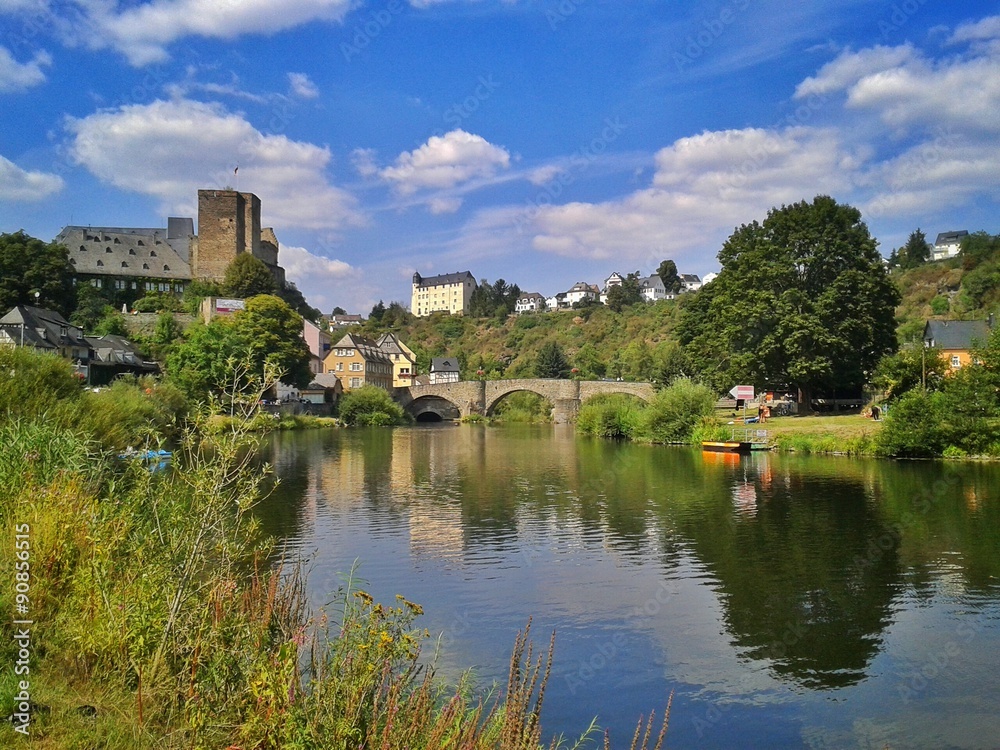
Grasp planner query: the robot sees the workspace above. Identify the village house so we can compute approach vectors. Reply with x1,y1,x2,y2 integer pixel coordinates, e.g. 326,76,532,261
85,333,158,385
411,271,477,317
322,332,393,391
0,305,92,365
430,357,461,384
329,313,364,328
377,332,418,387
679,274,702,292
923,319,992,371
600,272,625,305
931,230,968,262
515,292,546,314
302,318,332,376
639,274,670,302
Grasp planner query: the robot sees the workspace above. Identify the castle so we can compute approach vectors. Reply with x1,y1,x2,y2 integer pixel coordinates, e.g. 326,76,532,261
56,189,286,304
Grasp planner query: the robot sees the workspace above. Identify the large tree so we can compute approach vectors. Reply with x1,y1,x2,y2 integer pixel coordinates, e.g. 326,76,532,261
167,294,311,397
605,273,643,312
222,253,277,298
469,278,521,318
896,228,930,270
0,231,75,315
678,196,899,409
534,341,571,379
656,259,682,294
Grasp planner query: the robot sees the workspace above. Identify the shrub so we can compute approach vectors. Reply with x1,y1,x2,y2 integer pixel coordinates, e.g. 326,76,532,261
0,346,83,424
642,377,715,444
576,393,645,439
338,386,408,426
875,390,948,457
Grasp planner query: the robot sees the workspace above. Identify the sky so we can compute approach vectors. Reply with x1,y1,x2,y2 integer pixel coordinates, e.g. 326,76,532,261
1,0,999,315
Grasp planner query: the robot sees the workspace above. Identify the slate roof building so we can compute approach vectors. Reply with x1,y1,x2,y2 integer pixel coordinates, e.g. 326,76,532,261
55,190,287,308
0,305,92,363
411,271,477,317
932,230,969,261
429,357,461,384
923,319,992,371
322,332,394,391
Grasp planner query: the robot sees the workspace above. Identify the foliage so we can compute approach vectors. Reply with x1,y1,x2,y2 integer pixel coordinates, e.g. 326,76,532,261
890,228,930,270
491,392,552,423
76,376,189,450
132,292,183,313
642,378,716,444
606,273,643,312
332,305,346,315
370,300,386,322
70,284,116,331
656,259,682,294
277,280,322,322
959,230,1000,270
872,346,947,401
167,295,311,398
929,295,950,315
875,390,949,457
0,230,76,315
338,385,409,426
0,346,82,425
181,278,224,314
469,278,521,318
678,196,900,404
223,252,277,298
534,341,571,378
576,394,645,440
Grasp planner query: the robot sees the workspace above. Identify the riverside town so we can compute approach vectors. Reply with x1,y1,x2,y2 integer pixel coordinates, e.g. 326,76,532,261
2,2,1000,747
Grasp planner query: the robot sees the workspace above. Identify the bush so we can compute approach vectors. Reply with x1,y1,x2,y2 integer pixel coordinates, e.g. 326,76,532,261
642,377,715,443
0,347,82,426
875,390,948,457
576,393,645,439
77,376,190,450
338,386,409,426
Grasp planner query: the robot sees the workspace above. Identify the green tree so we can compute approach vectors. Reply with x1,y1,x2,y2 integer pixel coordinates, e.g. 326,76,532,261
469,278,521,318
277,281,321,322
534,341,571,378
222,253,277,298
959,231,1000,270
70,284,116,331
872,346,947,401
574,343,606,379
338,385,408,426
678,196,900,408
167,294,310,397
93,310,130,337
370,300,386,322
897,228,930,270
332,306,347,316
656,259,682,294
606,273,643,312
0,231,76,315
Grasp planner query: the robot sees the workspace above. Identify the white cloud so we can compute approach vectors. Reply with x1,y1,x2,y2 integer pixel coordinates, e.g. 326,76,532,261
795,45,918,98
949,14,1000,45
523,127,854,262
0,46,51,92
350,147,379,178
67,98,362,230
380,129,510,194
279,243,354,284
77,0,353,66
288,72,319,99
428,196,463,214
0,154,63,201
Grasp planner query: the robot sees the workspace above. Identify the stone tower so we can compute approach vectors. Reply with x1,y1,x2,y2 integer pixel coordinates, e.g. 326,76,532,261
193,189,262,281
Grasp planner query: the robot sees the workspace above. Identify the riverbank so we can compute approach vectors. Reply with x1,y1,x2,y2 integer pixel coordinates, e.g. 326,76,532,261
762,414,881,456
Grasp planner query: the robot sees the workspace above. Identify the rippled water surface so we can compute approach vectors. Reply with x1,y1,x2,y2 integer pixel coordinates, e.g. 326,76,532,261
255,424,1000,749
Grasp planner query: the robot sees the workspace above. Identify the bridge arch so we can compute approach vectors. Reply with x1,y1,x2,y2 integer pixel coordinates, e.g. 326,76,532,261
405,394,462,421
484,388,554,417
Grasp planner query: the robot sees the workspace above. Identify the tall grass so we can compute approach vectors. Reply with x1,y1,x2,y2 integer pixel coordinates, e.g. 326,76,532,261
0,351,670,748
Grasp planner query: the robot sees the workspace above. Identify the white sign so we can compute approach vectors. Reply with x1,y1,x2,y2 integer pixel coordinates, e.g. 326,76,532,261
729,385,755,400
215,298,246,313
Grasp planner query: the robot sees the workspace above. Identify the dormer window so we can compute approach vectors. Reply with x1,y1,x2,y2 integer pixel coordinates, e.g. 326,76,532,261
70,258,76,265
128,248,136,255
149,250,156,257
105,247,112,253
114,237,121,244
142,263,149,269
97,260,104,266
163,265,170,271
137,240,144,246
79,245,86,252
121,261,128,268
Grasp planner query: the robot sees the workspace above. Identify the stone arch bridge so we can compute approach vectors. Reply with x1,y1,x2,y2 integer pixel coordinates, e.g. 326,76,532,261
396,379,655,423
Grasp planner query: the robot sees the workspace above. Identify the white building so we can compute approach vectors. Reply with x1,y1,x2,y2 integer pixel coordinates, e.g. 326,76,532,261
932,230,968,261
600,272,624,304
515,292,547,314
701,272,718,285
430,357,460,384
679,274,702,292
564,281,599,307
638,274,670,302
411,271,477,317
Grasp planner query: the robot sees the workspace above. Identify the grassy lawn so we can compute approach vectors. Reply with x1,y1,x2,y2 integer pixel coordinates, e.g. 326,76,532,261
764,413,881,440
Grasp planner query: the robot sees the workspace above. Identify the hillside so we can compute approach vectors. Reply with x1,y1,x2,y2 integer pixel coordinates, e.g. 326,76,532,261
351,233,999,384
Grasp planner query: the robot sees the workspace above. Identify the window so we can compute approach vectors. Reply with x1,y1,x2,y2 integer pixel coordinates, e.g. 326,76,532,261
128,248,136,255
105,247,112,253
79,245,86,252
114,237,121,244
951,355,962,368
96,260,104,267
142,263,149,269
350,362,362,371
70,258,76,265
137,240,144,246
121,261,128,268
163,265,170,271
115,280,126,290
90,279,101,287
336,363,343,371
146,282,155,291
149,250,156,257
350,377,362,388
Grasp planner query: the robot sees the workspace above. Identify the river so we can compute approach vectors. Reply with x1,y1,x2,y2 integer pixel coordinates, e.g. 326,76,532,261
255,424,1000,749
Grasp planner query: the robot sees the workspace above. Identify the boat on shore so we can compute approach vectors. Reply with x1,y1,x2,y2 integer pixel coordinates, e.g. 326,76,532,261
702,429,770,454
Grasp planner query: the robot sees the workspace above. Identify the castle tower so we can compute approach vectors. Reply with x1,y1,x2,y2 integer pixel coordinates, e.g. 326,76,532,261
194,189,263,281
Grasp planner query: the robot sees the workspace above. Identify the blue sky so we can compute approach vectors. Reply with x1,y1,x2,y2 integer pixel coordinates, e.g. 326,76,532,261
2,0,999,314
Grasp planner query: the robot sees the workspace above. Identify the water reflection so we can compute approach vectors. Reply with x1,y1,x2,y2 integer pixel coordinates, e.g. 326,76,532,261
255,425,1000,746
